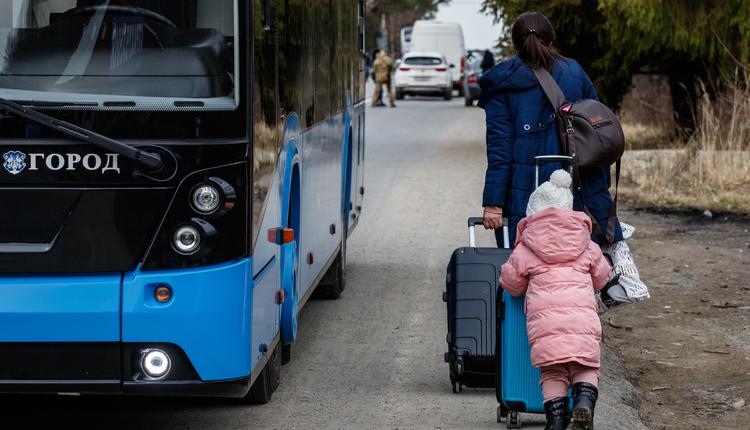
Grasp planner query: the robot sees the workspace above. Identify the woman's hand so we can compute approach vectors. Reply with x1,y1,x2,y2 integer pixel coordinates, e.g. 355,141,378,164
483,206,503,230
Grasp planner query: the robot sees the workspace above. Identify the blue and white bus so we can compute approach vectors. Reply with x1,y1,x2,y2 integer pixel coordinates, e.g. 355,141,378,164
0,0,366,403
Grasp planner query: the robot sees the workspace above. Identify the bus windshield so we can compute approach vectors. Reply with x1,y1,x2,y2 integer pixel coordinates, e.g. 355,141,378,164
0,0,238,111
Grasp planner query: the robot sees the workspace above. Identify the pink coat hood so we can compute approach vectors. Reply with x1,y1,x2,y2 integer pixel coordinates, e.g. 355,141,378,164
500,208,612,368
516,208,593,264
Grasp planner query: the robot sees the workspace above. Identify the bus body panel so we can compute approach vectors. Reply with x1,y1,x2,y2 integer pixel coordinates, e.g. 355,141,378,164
249,114,303,369
122,259,252,381
250,161,282,372
252,109,347,311
250,253,279,374
0,275,121,342
249,99,359,370
299,114,346,299
351,102,366,231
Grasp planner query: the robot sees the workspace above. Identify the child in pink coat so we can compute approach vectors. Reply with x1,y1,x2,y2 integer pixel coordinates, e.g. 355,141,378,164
500,169,612,430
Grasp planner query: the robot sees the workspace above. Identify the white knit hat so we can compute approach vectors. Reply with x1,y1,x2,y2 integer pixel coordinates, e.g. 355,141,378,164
526,169,574,216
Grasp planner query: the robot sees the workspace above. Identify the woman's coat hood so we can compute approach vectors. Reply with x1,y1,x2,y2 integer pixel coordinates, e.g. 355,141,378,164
516,208,593,264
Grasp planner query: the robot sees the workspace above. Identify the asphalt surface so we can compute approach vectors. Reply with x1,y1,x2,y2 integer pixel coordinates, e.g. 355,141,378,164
2,94,647,429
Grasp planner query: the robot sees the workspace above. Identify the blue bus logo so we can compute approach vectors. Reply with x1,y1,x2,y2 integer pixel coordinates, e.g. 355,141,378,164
3,151,26,175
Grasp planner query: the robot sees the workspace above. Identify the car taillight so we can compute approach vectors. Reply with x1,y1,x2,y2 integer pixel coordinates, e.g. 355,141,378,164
460,57,465,73
435,67,447,72
468,74,478,84
399,66,410,71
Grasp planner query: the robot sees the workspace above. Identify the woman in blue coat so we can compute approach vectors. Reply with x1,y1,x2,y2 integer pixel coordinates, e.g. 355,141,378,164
478,11,622,430
479,12,622,248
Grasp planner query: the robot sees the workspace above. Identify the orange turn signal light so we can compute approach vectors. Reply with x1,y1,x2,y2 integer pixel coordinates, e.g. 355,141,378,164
154,285,172,303
267,227,295,245
276,290,285,305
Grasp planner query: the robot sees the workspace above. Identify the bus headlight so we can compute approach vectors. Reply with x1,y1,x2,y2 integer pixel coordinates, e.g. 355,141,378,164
141,164,247,270
191,184,221,214
141,349,171,379
172,225,201,255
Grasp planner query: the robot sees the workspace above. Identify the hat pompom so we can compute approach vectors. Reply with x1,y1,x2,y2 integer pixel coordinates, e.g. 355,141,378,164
549,169,572,189
525,169,575,216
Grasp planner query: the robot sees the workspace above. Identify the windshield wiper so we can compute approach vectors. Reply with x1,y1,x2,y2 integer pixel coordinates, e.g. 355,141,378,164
0,97,162,170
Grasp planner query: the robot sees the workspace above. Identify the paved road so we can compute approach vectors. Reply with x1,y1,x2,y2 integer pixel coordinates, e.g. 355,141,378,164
3,95,647,429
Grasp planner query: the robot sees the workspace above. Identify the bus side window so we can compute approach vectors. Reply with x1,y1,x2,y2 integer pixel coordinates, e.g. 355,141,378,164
314,0,330,124
251,0,280,247
278,0,304,129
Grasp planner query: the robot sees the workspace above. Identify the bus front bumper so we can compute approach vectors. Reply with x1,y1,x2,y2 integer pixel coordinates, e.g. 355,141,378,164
0,259,257,397
0,381,252,398
0,342,252,397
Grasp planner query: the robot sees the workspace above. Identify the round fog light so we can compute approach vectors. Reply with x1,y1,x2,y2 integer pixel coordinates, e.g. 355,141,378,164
191,184,221,214
142,349,171,379
173,225,201,255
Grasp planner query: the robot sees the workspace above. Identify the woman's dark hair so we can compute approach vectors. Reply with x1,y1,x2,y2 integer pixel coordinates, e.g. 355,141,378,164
511,12,559,71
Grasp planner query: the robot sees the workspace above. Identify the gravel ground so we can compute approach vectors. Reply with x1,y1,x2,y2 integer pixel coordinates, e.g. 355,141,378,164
603,207,750,430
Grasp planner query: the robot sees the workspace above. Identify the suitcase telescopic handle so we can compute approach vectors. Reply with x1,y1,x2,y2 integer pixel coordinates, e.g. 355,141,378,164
534,155,574,188
467,217,486,228
467,217,510,249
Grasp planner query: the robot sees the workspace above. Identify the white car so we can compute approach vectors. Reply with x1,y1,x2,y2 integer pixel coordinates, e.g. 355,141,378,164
394,52,454,101
409,21,467,95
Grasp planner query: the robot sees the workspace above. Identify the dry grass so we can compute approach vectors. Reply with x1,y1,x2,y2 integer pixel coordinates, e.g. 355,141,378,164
622,122,674,150
620,72,750,215
620,150,750,214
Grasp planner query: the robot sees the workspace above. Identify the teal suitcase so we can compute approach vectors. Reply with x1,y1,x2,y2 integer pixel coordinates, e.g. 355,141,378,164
495,290,545,428
496,155,575,428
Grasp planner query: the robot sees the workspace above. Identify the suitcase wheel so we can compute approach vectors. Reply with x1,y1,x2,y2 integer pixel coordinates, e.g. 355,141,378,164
451,380,462,394
506,411,521,429
455,356,464,375
496,405,509,423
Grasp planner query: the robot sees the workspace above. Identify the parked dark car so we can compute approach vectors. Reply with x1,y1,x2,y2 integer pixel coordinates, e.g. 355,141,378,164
462,50,484,106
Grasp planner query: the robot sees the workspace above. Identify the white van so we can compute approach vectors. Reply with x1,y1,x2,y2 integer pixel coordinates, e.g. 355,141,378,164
409,21,466,95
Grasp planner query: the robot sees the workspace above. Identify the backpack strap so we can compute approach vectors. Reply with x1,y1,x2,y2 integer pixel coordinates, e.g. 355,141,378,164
572,159,620,244
534,66,572,156
532,67,566,110
606,158,620,243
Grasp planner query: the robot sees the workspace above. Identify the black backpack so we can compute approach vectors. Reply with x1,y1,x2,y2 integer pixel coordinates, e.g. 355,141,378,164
532,67,624,243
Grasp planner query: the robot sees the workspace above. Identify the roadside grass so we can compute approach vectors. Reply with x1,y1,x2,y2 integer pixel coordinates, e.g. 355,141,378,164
622,122,674,150
619,149,750,215
619,74,750,215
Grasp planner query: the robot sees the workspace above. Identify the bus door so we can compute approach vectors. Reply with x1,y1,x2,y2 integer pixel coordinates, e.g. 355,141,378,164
251,0,281,365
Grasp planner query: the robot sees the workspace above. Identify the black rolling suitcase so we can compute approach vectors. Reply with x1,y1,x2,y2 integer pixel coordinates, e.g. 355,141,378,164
443,217,511,393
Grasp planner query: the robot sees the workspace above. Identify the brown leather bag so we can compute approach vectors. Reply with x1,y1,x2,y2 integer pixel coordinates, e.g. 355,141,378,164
532,67,624,243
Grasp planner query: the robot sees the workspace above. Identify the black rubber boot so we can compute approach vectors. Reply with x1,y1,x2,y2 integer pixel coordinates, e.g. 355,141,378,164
544,397,570,430
571,383,598,430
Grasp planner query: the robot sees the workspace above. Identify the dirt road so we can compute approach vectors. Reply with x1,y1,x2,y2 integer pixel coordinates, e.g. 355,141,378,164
604,207,750,429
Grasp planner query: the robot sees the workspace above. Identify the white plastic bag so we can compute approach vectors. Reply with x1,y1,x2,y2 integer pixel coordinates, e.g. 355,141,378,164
596,222,650,314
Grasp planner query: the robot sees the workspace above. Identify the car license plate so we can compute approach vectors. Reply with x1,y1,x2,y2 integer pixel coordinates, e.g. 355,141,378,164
415,76,431,81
